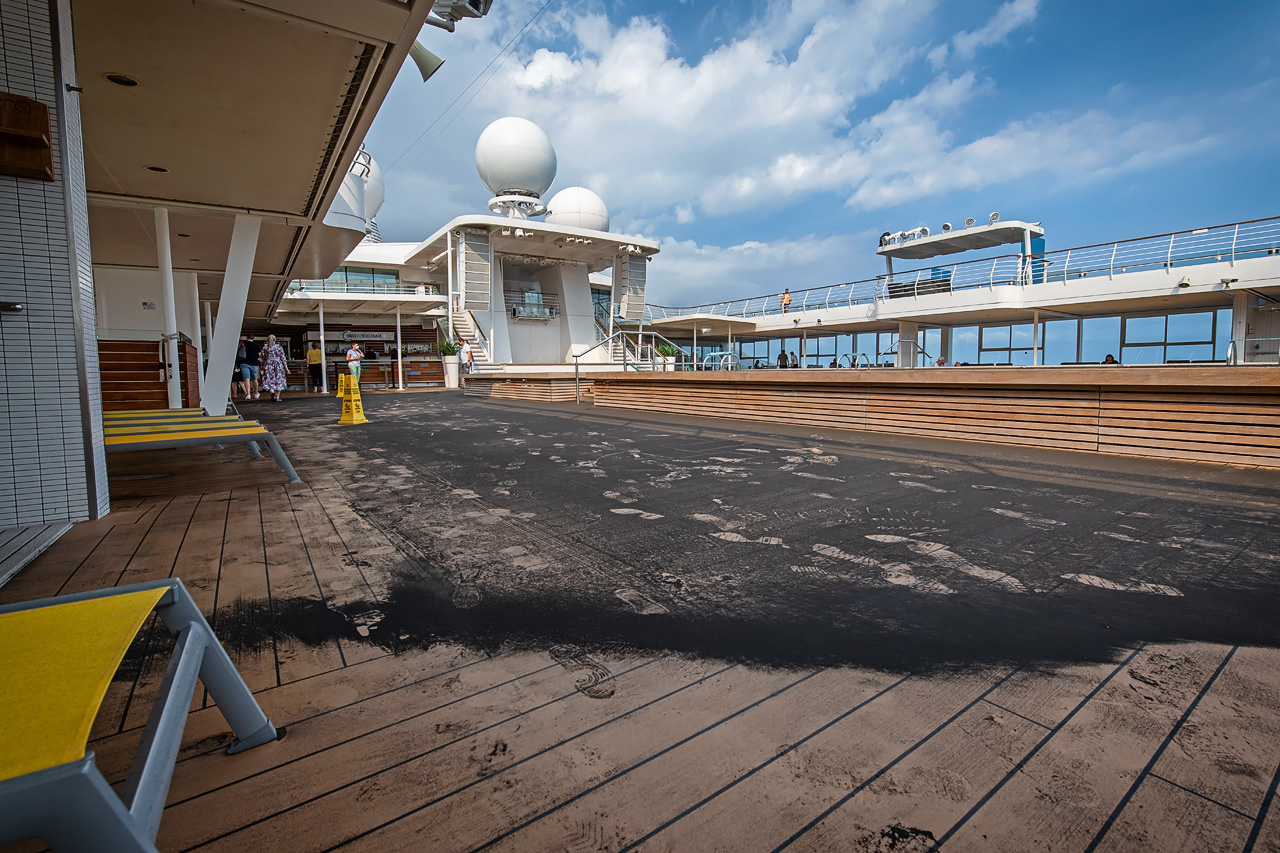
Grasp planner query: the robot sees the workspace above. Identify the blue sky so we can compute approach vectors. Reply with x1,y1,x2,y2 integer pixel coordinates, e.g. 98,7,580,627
365,0,1280,306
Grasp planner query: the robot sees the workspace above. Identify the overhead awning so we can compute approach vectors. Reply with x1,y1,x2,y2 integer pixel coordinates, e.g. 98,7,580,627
877,220,1044,261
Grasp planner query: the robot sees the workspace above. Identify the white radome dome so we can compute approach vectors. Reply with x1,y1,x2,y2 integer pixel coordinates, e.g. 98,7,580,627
475,117,557,197
545,187,610,232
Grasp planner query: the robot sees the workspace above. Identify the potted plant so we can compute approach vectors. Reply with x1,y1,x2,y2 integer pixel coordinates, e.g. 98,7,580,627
438,338,461,388
654,342,681,372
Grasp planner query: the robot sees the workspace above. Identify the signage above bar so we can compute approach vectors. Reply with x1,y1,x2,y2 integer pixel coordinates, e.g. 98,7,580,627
307,330,398,342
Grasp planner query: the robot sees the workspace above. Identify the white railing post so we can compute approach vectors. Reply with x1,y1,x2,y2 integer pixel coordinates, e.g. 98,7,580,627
1108,243,1117,280
1231,224,1238,266
1166,233,1175,270
1062,249,1071,283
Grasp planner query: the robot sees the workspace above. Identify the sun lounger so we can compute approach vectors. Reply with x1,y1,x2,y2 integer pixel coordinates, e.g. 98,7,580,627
105,424,301,484
0,579,280,852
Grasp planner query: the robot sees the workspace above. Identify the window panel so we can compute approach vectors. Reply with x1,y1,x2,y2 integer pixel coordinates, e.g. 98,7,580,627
1166,343,1214,362
1215,309,1234,360
1044,319,1079,364
1124,315,1165,344
1120,345,1163,365
1010,324,1034,347
981,326,1010,349
1166,311,1211,342
1081,316,1121,362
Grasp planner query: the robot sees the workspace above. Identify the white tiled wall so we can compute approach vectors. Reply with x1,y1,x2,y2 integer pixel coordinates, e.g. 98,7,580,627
0,0,108,527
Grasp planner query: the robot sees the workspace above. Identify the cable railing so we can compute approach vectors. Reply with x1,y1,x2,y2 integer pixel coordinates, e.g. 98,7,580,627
289,279,436,296
645,215,1280,323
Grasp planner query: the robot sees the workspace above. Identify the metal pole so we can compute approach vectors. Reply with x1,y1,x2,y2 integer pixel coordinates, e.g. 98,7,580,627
446,231,455,342
318,301,328,393
395,306,404,390
202,300,215,392
188,278,204,400
154,207,183,408
1032,309,1041,366
692,326,697,370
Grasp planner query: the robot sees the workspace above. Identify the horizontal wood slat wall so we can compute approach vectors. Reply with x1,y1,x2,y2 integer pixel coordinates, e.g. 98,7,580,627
582,366,1280,468
99,340,200,411
464,377,586,403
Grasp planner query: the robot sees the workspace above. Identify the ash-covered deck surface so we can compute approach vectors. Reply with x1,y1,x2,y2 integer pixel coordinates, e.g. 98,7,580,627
6,391,1280,852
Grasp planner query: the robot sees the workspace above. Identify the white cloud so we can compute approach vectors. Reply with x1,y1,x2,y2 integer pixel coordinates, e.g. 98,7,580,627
364,0,1234,303
646,231,877,306
950,0,1039,60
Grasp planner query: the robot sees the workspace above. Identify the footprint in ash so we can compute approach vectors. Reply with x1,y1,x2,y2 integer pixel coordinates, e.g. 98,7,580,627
548,644,617,699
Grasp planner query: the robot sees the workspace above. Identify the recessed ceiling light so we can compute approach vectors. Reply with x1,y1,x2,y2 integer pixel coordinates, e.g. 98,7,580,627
103,72,139,87
145,165,168,173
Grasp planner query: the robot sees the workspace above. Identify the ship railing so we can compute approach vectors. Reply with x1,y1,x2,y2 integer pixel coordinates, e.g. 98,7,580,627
643,216,1280,322
1032,216,1280,283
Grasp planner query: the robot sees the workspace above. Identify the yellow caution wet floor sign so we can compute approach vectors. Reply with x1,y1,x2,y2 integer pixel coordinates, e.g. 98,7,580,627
336,373,346,399
338,375,368,425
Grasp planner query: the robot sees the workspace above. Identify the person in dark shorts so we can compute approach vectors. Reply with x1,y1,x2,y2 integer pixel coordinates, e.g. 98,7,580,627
241,335,263,399
307,341,324,393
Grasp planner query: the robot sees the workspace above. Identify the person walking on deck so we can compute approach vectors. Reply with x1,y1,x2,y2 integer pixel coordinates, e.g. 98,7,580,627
781,289,792,313
346,342,363,383
777,350,788,369
241,335,262,399
261,335,289,402
461,339,473,374
307,341,324,393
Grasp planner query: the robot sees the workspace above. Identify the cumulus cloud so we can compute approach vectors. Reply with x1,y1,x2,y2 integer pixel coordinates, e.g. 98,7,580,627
647,231,878,306
365,0,1228,302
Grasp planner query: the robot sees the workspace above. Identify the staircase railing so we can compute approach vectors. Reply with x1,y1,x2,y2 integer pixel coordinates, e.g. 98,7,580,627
573,330,689,403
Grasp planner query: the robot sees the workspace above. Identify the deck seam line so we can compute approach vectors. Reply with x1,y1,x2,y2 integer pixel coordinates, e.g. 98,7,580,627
171,652,669,824
1084,645,1239,852
304,661,741,853
616,673,912,853
471,667,831,852
1147,771,1256,822
930,643,1146,849
980,698,1051,730
1243,747,1280,851
772,666,1023,852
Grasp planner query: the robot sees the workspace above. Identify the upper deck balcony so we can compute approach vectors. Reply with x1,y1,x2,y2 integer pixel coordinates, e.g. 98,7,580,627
646,216,1280,336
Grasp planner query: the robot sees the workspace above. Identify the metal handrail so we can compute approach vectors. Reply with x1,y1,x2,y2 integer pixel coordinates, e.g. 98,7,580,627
1226,337,1280,365
573,330,689,403
644,215,1280,322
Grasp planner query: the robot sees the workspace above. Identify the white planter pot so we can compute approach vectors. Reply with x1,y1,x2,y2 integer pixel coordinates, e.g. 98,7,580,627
656,355,675,372
443,355,460,388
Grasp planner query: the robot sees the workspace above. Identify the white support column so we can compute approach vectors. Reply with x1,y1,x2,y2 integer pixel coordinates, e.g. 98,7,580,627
202,214,261,415
203,300,216,395
318,301,328,393
692,326,698,370
896,321,918,368
189,279,205,399
396,306,404,390
445,231,455,341
1032,309,1041,366
155,207,183,408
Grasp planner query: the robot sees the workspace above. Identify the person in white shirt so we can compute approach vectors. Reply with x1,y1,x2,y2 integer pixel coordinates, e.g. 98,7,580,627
460,340,473,374
346,342,363,382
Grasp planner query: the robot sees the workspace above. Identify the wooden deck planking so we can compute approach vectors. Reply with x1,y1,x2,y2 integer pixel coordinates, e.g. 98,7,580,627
293,662,817,853
479,667,907,853
258,484,348,684
939,643,1233,851
282,480,386,666
633,670,1016,852
178,656,748,851
208,488,279,694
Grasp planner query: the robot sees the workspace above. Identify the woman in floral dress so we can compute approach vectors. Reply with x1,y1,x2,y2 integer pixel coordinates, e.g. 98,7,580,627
261,334,290,402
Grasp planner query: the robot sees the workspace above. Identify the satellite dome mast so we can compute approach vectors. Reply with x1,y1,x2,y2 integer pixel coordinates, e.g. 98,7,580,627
474,117,557,220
